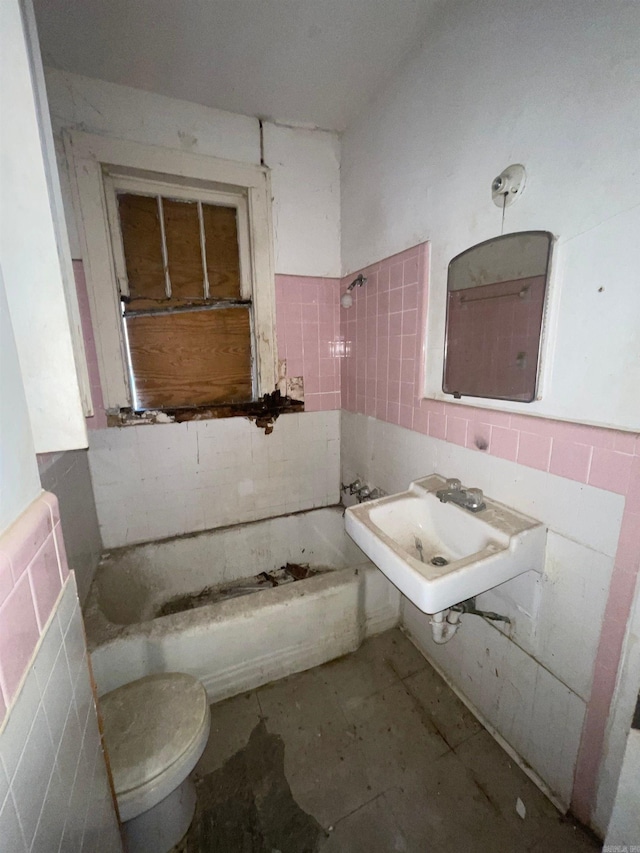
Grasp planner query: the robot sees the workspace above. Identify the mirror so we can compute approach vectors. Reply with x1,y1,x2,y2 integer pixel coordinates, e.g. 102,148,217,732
443,230,553,403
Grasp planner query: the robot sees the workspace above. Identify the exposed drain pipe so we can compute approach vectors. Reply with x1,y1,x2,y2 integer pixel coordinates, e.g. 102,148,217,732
430,609,462,644
430,597,511,644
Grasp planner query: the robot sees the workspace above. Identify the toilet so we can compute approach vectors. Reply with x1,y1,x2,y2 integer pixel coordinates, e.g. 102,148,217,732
100,672,211,853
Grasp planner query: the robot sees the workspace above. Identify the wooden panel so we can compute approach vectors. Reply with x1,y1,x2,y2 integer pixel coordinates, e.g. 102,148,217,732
163,198,205,300
118,194,165,300
125,307,252,408
202,204,241,299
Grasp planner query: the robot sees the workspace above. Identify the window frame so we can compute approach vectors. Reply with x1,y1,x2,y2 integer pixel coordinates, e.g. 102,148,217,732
64,130,278,412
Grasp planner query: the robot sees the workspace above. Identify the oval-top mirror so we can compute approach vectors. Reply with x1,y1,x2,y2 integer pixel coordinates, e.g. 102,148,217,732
443,230,553,403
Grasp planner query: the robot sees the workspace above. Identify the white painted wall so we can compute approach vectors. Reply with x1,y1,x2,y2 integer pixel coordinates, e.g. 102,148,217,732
0,270,41,535
264,123,341,278
0,0,87,453
341,0,640,432
341,411,625,807
46,69,341,277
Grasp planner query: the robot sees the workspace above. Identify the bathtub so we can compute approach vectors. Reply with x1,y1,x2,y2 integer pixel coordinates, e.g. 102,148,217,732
85,507,401,700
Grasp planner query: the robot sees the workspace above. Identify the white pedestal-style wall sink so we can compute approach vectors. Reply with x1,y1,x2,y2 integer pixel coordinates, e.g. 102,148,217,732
345,474,546,614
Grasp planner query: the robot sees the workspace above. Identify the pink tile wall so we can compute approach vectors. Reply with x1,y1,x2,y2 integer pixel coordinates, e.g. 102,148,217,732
340,245,425,427
275,274,342,411
74,260,107,429
0,575,122,851
340,241,640,824
0,493,69,724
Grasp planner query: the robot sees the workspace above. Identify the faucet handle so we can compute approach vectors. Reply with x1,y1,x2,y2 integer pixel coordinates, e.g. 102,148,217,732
445,478,462,491
466,488,485,510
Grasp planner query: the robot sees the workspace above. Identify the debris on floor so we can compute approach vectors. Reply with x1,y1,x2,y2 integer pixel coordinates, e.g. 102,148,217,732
172,629,601,853
175,720,325,853
156,563,325,617
281,562,317,580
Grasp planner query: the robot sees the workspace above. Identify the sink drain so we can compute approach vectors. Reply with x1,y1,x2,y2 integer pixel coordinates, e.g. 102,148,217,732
430,556,449,567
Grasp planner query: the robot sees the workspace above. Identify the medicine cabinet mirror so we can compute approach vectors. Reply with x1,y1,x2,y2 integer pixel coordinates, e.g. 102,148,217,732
443,230,553,403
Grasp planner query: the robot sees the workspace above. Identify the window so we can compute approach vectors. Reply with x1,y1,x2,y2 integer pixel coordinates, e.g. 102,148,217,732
106,175,255,409
66,132,277,414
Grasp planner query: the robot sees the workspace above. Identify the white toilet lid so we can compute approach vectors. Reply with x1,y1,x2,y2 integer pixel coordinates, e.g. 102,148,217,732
101,672,209,797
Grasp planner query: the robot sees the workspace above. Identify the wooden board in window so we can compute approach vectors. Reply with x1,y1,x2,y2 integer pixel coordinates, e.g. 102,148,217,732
163,198,205,301
118,194,165,300
125,307,252,409
202,203,241,299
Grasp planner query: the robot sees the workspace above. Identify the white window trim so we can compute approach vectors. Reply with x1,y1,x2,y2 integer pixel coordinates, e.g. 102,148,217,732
64,130,277,411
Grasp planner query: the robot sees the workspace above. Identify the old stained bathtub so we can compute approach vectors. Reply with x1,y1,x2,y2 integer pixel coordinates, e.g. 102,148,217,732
85,506,400,699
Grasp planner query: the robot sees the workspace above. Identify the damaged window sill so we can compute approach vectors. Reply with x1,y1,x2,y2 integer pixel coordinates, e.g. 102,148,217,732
106,391,304,434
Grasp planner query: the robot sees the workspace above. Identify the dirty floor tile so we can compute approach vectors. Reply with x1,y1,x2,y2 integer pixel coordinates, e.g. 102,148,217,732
404,664,483,749
178,719,325,853
362,627,428,680
384,750,528,853
528,819,601,853
256,667,376,826
176,628,600,853
454,729,563,845
343,681,450,792
316,627,424,712
320,793,408,853
194,690,261,777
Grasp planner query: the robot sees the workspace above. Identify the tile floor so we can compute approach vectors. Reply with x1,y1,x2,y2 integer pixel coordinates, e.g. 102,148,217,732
191,629,599,852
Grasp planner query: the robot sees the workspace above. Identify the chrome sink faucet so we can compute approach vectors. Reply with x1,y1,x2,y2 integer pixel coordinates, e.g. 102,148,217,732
435,478,486,513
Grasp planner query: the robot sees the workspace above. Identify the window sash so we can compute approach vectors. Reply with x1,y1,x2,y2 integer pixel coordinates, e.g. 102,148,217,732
104,173,252,302
124,305,254,410
107,177,257,406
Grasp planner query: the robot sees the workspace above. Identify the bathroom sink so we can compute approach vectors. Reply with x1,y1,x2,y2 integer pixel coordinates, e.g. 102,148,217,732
345,474,546,614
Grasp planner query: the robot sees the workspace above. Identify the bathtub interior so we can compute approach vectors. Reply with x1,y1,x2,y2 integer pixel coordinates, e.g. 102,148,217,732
87,506,402,702
94,506,368,625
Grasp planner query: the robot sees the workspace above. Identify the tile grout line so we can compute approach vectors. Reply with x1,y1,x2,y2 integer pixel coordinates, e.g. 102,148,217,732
401,677,454,756
324,789,394,834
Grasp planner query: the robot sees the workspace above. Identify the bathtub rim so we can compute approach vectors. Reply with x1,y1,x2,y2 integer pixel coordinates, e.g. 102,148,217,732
85,561,374,652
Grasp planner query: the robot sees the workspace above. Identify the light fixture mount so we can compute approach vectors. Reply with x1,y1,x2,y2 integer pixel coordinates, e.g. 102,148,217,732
491,164,526,207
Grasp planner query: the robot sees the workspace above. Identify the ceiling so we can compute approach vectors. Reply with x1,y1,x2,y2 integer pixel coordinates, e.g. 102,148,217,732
33,0,437,132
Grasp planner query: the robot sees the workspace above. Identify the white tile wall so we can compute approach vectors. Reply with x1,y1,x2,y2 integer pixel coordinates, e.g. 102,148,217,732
604,728,640,847
0,576,122,853
595,569,640,832
341,411,625,807
404,597,587,805
89,411,341,548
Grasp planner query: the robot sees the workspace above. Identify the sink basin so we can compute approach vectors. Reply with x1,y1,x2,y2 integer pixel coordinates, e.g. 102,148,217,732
345,474,546,614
